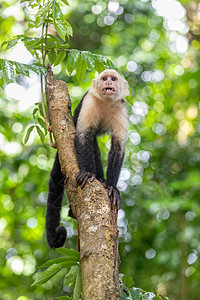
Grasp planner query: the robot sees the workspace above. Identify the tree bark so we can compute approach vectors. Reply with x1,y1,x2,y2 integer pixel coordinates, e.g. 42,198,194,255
45,66,122,300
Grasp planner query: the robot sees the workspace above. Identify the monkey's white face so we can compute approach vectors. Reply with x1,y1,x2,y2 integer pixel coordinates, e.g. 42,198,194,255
99,73,119,97
91,69,130,101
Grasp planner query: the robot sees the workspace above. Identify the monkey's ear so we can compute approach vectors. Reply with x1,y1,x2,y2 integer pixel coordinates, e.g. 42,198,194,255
92,78,97,88
122,79,130,97
90,78,99,97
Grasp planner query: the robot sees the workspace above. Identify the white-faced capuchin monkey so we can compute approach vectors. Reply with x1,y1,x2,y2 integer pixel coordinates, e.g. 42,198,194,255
46,69,129,248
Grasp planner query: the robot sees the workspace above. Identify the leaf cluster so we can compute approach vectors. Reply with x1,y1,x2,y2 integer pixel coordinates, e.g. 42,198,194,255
121,275,168,300
32,248,81,300
66,49,117,84
0,58,46,84
24,103,47,144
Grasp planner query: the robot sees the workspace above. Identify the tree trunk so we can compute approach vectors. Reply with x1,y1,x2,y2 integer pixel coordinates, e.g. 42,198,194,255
45,66,122,300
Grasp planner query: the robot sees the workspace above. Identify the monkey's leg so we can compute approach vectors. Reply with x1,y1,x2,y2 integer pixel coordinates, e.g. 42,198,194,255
106,138,125,210
75,128,97,188
46,152,67,248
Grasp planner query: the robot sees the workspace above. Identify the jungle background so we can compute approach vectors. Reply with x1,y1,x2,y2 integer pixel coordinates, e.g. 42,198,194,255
0,0,200,299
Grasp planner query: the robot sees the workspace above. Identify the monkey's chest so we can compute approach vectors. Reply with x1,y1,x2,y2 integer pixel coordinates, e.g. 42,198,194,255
96,106,120,135
77,98,123,136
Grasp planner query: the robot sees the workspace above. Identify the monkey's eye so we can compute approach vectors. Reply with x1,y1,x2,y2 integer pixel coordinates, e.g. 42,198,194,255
111,77,116,81
102,77,107,81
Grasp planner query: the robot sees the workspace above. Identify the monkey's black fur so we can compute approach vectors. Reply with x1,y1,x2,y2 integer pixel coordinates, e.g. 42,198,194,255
45,151,66,248
45,95,85,248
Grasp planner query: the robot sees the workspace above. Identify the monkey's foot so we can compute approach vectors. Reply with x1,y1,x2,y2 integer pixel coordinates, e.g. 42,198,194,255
76,171,96,189
106,185,121,210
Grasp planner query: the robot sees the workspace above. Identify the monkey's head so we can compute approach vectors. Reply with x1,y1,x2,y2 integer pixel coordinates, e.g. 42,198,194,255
91,69,130,101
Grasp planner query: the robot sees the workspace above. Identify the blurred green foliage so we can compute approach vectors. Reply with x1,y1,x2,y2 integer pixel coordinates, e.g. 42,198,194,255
0,0,200,299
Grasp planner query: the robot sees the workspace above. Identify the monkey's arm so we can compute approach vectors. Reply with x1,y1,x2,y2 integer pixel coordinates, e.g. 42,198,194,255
75,128,97,188
106,138,125,209
46,152,66,248
93,137,105,181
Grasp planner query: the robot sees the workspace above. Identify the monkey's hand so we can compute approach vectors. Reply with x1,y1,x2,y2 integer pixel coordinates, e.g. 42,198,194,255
76,171,96,189
106,185,121,210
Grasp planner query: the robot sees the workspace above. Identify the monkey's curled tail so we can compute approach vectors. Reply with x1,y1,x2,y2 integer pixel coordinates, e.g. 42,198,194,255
45,152,67,248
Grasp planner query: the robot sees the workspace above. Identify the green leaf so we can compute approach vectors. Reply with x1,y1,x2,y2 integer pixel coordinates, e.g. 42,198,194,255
13,61,30,76
33,261,76,286
56,297,71,300
1,59,15,84
45,34,67,49
81,51,95,69
37,117,47,134
66,57,74,75
28,64,47,76
130,288,142,300
121,284,130,300
142,292,156,299
107,59,118,70
33,108,39,119
56,296,72,300
60,42,70,50
94,58,105,74
122,275,134,289
53,19,67,40
1,39,18,51
54,50,66,66
73,266,82,300
93,54,110,73
24,37,44,51
68,49,79,69
48,51,57,65
65,21,73,37
35,0,53,28
76,56,87,84
52,0,63,20
40,258,78,269
53,0,72,40
64,265,79,288
56,248,80,260
59,261,78,268
60,0,69,5
1,35,24,51
24,125,35,144
32,264,61,286
36,126,45,143
35,102,43,117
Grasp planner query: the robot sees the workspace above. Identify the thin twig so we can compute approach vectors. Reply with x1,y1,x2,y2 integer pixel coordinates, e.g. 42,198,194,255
41,23,56,148
40,23,49,129
44,23,49,64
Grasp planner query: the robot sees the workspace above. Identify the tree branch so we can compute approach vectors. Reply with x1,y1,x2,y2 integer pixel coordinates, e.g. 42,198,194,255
45,66,122,300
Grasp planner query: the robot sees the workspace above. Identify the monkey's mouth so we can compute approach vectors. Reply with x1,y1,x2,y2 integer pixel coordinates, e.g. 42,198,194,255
102,87,115,95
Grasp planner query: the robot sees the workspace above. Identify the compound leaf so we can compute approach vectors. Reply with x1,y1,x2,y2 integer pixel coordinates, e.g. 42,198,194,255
1,59,15,84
